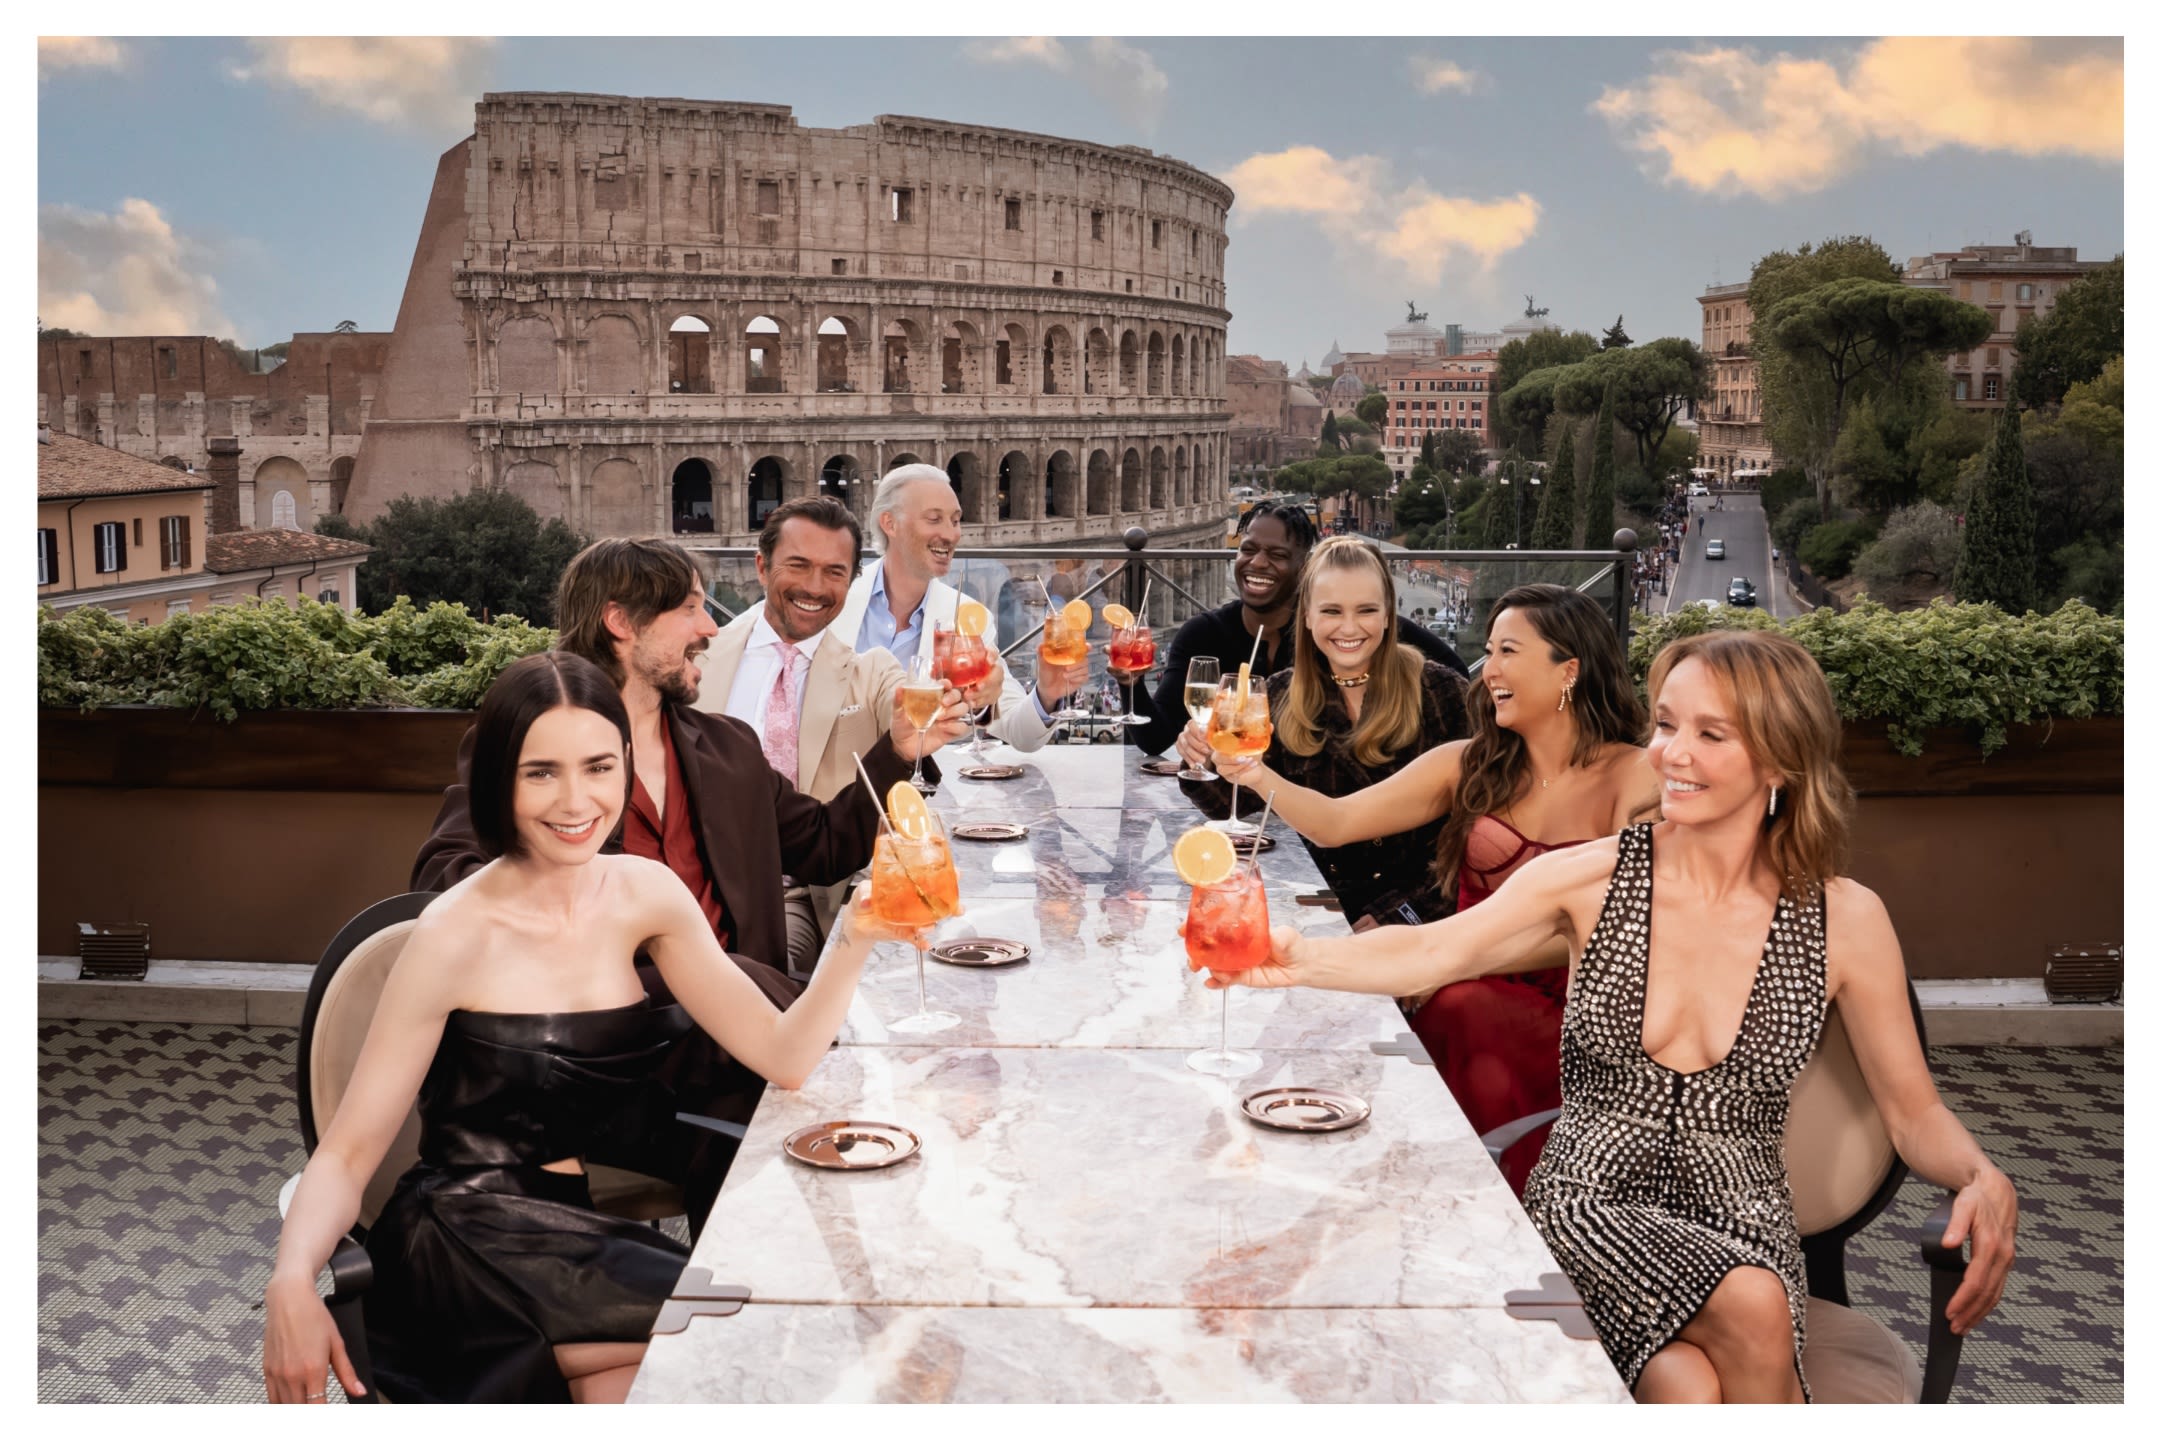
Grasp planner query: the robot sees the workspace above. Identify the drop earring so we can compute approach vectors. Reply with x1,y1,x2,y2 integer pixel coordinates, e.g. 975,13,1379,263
1767,787,1780,818
1558,677,1576,712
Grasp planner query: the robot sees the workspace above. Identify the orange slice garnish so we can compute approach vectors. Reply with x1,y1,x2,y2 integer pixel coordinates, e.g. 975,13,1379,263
955,598,990,637
1172,826,1239,887
1060,598,1092,632
885,781,933,840
1101,602,1134,630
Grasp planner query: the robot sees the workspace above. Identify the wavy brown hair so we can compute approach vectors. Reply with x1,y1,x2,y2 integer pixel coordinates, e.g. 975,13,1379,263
1433,584,1644,895
1648,630,1853,900
553,539,704,689
1278,536,1424,766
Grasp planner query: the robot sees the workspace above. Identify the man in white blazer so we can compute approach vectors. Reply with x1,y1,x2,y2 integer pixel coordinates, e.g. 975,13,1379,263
828,463,1085,749
695,494,972,973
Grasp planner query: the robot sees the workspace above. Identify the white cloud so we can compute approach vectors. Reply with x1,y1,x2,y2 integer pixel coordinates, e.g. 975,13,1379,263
40,37,128,76
963,36,1169,129
40,198,236,337
1223,146,1539,286
228,37,496,132
1596,37,2122,201
1410,56,1484,95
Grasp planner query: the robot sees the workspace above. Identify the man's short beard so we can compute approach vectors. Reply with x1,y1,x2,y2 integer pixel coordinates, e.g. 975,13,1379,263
638,652,700,705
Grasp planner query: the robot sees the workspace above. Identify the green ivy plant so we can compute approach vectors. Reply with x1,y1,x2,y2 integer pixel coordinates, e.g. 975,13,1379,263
37,596,555,721
1629,597,2124,756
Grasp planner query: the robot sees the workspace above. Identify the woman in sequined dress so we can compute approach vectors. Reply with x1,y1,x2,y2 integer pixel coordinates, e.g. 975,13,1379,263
1213,631,2017,1402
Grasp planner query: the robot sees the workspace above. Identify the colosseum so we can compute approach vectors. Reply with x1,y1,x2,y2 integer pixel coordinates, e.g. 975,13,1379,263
345,92,1235,547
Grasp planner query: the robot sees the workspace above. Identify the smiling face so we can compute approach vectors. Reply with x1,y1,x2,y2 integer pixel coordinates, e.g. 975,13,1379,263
1233,513,1307,615
758,516,857,645
1480,605,1577,731
1647,657,1779,822
622,586,719,705
511,704,627,862
880,479,961,584
1304,564,1390,677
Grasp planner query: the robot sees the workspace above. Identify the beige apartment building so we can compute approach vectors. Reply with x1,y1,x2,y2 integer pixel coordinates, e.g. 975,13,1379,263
1382,353,1499,481
1696,282,1772,479
38,429,371,624
1903,234,2110,410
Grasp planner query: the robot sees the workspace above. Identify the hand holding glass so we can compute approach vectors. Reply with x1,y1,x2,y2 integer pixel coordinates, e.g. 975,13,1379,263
1207,685,1272,836
870,812,964,1034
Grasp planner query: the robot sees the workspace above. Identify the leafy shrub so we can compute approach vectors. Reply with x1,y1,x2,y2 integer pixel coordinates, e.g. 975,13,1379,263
1628,597,2123,755
1760,466,1812,519
1797,517,1878,580
38,595,556,719
1853,502,1961,592
1772,497,1824,557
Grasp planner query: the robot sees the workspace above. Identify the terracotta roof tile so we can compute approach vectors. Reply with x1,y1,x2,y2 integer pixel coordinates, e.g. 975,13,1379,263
204,530,373,573
37,430,216,500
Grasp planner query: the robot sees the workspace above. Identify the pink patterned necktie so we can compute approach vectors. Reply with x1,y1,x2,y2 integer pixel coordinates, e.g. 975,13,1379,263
761,639,804,782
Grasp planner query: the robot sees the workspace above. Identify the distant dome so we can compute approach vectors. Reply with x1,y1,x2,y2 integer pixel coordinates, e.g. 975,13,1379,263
1321,338,1344,367
1330,371,1364,398
1385,316,1441,358
1286,384,1322,408
1293,358,1316,382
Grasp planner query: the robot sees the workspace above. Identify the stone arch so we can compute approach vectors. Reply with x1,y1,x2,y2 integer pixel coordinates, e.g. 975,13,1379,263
942,320,980,394
586,313,643,395
328,455,356,516
947,451,987,523
587,457,647,536
1118,329,1139,392
1045,449,1078,519
497,314,558,394
1084,328,1110,396
887,451,925,470
815,315,856,393
1146,332,1165,395
1120,447,1143,512
502,460,561,521
252,456,312,531
1171,334,1186,397
671,458,716,533
746,455,788,527
1041,325,1075,396
882,318,925,394
1149,446,1168,509
1086,449,1113,516
996,450,1032,522
1173,445,1189,506
744,314,790,393
820,454,863,515
667,315,714,395
994,321,1029,391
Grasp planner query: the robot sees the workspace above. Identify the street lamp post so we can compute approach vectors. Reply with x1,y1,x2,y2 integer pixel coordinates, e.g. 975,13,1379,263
1498,467,1541,548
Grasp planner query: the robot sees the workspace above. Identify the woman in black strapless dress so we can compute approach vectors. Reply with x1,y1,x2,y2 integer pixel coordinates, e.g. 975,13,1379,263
262,653,922,1403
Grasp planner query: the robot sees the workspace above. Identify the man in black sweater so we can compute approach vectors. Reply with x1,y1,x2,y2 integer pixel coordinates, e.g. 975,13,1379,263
1127,502,1470,756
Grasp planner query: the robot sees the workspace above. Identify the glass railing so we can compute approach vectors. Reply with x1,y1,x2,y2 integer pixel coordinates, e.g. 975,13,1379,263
684,532,1638,725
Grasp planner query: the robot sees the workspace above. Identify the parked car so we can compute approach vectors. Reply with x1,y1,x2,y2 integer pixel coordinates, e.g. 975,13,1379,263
1727,576,1757,607
1688,482,1710,497
1706,538,1726,560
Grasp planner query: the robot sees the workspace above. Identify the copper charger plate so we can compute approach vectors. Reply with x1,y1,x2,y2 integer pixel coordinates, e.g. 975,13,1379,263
958,764,1026,781
1228,833,1277,856
1240,1087,1371,1133
929,937,1032,968
783,1120,922,1170
952,822,1029,843
1137,757,1184,777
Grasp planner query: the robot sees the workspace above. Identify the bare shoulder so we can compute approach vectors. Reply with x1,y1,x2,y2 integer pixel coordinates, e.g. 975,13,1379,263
601,851,682,901
1822,876,1896,944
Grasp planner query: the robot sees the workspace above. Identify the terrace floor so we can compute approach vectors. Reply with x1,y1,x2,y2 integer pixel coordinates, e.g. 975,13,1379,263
37,1019,2123,1404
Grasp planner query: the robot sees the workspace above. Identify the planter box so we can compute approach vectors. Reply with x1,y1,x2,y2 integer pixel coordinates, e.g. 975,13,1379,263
40,705,473,792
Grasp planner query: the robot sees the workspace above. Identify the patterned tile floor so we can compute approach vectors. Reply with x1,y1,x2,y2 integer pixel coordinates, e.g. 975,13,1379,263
37,1020,2123,1404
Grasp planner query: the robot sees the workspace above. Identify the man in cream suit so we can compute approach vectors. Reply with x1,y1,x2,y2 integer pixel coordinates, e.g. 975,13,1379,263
695,495,971,973
828,463,1085,748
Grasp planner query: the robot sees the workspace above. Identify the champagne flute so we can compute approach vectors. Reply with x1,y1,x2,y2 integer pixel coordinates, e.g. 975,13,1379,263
872,807,963,1034
1178,656,1221,781
897,651,944,796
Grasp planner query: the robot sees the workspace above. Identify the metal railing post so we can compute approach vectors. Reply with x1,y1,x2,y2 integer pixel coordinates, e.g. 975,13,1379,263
1122,525,1149,618
1611,528,1638,647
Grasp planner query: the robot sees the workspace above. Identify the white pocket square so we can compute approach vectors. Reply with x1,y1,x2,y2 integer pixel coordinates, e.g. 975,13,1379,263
836,703,864,717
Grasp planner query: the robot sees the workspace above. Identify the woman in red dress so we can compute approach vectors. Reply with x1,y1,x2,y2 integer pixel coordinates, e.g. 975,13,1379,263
1207,584,1660,1191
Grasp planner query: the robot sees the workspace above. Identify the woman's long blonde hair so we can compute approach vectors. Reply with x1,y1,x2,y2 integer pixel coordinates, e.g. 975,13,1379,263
1648,630,1854,900
1277,536,1424,766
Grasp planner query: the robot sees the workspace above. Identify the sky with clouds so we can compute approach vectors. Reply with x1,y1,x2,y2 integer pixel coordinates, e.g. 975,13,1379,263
37,35,2123,366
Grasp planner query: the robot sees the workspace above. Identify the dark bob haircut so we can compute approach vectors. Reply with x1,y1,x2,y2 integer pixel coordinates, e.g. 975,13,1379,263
469,652,632,861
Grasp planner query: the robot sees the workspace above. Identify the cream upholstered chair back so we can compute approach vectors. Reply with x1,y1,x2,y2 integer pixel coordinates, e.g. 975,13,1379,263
1784,1003,1899,1235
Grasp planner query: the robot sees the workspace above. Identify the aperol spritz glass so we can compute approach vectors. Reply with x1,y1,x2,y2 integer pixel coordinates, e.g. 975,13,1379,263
871,810,963,1034
1207,683,1272,837
1183,864,1268,1076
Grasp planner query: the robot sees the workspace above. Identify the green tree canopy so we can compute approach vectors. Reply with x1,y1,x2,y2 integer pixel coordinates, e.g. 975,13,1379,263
1534,423,1579,549
1319,411,1341,452
1953,404,2038,614
1601,315,1632,349
1537,338,1711,472
1433,427,1484,476
317,488,591,625
2021,355,2124,611
2012,257,2123,410
1491,328,1598,450
1355,389,1390,427
1758,273,1992,514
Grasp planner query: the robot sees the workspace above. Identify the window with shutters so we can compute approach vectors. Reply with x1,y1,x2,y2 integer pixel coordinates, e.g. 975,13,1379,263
37,528,57,586
161,515,191,570
1984,375,2000,401
94,521,125,574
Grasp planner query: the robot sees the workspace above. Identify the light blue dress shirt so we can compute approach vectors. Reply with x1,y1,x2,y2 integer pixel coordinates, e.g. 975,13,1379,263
855,565,926,668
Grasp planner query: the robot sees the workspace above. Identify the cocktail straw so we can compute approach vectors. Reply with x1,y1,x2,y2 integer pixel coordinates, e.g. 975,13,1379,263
853,752,894,836
1248,788,1277,875
1137,575,1152,622
1242,625,1264,696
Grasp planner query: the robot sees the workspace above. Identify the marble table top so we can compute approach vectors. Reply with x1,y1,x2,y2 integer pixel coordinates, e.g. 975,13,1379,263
631,747,1627,1403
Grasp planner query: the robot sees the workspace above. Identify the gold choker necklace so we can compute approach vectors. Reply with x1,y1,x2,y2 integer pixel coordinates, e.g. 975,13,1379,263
1332,671,1370,688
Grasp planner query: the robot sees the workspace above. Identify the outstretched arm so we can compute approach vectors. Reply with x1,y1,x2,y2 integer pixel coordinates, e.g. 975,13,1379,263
1210,734,1467,848
1829,879,2018,1335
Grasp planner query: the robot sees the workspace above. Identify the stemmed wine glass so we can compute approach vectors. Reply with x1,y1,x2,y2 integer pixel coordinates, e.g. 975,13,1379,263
1180,838,1268,1077
1177,657,1221,781
1105,620,1156,725
872,805,963,1034
896,652,944,796
1206,682,1272,837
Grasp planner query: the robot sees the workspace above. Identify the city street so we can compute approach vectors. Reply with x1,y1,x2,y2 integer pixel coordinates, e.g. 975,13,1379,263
1663,493,1793,619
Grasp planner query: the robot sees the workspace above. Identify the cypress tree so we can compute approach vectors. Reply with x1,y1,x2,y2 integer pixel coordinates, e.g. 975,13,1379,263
1534,424,1578,549
1320,411,1340,451
1954,402,2038,613
1584,383,1617,550
1481,464,1516,548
